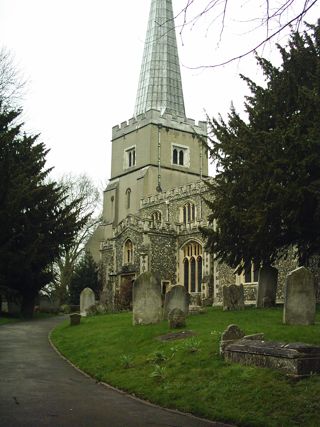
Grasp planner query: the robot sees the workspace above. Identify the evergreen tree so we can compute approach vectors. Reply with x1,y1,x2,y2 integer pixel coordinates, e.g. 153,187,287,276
202,22,320,271
0,107,86,317
69,252,101,305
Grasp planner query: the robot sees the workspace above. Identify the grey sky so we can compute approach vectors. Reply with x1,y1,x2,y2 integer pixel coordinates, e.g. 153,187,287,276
0,0,318,186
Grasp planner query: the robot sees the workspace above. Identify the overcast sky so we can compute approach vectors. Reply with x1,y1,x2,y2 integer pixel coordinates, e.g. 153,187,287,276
0,0,318,188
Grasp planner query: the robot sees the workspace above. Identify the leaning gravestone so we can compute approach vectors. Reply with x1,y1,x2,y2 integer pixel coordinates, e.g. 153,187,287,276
283,266,316,325
80,287,95,316
163,285,189,319
256,266,278,308
132,272,162,325
220,324,245,355
222,284,245,311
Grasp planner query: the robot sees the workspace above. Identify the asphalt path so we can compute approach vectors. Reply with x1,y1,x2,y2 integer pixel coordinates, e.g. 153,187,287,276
0,316,233,427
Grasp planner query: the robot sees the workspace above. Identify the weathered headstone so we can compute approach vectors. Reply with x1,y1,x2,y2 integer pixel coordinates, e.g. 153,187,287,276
80,287,95,316
283,267,316,325
168,308,186,329
70,313,81,326
256,266,278,308
222,284,245,311
220,324,245,355
163,285,189,319
132,272,162,325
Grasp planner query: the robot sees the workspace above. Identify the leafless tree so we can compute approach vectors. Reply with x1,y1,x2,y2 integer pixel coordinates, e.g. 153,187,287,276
0,47,26,109
53,174,101,303
174,0,319,67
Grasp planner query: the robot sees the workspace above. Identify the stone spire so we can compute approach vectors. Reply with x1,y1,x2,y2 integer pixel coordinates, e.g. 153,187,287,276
134,0,186,118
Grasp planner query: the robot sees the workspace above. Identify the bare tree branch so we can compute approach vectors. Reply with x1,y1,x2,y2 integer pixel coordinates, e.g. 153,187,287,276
181,0,318,69
174,0,318,67
0,47,26,109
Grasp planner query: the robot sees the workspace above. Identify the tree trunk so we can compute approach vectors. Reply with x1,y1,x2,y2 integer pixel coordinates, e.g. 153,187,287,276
21,293,36,319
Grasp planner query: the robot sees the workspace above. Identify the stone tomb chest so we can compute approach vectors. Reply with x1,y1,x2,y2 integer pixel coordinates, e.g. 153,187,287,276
224,339,320,376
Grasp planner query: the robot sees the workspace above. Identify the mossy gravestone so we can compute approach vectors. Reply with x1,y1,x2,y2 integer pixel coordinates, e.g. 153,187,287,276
132,272,162,325
256,266,278,308
283,266,316,325
222,284,245,311
163,285,189,319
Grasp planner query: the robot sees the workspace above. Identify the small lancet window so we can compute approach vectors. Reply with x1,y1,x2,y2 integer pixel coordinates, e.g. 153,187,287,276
126,188,131,209
124,239,133,264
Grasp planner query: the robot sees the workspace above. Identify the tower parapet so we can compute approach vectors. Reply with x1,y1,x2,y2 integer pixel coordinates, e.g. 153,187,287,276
112,109,207,140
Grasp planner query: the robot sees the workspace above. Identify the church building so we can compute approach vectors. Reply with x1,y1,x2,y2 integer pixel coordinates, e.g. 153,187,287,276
88,0,288,307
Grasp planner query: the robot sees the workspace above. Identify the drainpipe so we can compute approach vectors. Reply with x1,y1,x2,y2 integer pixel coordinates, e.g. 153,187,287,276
156,124,162,192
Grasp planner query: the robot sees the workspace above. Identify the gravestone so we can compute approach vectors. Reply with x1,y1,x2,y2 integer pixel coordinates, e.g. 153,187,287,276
283,267,316,325
80,287,95,316
163,285,189,319
256,266,278,308
70,313,81,326
168,308,186,329
222,284,245,311
220,324,245,355
132,272,162,325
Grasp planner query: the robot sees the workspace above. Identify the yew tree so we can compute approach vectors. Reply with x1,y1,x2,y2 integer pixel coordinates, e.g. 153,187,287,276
202,22,320,271
0,107,86,317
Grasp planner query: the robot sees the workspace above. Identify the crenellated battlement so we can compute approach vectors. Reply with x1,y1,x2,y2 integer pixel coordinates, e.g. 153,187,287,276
112,109,207,140
140,177,214,208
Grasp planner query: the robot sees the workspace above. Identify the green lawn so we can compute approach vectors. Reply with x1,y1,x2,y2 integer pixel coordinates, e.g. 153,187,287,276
0,316,19,325
51,307,320,427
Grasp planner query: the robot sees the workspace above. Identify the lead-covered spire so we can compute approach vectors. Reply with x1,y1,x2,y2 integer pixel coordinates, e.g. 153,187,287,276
134,0,186,118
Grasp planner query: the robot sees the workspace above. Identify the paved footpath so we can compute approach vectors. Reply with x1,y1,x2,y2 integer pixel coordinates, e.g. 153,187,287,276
0,316,233,427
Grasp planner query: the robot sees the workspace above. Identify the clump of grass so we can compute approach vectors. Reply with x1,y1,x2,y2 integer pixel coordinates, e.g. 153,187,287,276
183,337,201,353
148,350,167,364
150,364,166,381
120,354,134,369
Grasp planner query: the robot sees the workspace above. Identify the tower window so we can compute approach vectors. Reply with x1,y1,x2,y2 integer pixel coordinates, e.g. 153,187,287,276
172,144,189,167
124,146,136,169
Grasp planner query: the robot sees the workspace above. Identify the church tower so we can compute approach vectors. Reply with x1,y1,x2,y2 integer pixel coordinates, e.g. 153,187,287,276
102,0,208,233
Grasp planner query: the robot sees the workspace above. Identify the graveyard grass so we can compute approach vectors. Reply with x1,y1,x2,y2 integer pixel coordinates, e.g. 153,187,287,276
51,307,320,427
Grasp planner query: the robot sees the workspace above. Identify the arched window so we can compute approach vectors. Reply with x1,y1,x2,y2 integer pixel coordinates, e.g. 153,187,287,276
173,148,178,164
172,145,189,167
126,188,131,209
190,257,196,292
124,239,134,264
151,210,162,225
182,242,203,293
179,150,184,165
182,202,196,224
184,258,189,290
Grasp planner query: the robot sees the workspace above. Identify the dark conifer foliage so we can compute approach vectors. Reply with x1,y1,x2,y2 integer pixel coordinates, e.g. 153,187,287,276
201,22,320,271
0,107,86,317
69,252,101,305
